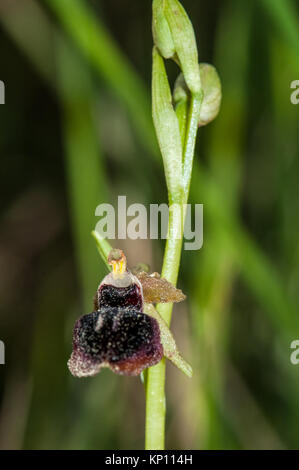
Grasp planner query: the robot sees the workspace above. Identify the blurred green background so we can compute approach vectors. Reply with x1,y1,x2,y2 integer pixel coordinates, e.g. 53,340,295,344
0,0,299,450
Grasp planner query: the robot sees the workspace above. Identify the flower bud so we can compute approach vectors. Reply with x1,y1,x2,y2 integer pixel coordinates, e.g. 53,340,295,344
198,63,222,126
173,73,189,105
152,0,175,59
164,0,201,95
174,65,221,126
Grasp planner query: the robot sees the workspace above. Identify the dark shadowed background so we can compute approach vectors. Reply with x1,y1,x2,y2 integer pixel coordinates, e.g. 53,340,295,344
0,0,299,450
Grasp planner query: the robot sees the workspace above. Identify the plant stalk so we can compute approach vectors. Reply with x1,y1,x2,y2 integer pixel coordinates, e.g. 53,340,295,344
145,92,202,449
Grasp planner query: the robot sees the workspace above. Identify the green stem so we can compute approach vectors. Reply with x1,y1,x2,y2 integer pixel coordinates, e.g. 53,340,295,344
182,92,203,198
145,215,183,450
145,91,201,450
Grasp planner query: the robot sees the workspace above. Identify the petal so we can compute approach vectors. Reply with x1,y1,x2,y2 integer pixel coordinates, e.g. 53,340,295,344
144,303,192,378
136,271,186,303
68,308,163,377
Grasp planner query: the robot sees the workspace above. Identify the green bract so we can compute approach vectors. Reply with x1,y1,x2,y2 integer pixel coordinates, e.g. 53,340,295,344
152,46,183,202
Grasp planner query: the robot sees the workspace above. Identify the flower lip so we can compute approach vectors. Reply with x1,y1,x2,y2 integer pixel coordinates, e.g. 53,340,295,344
68,307,163,377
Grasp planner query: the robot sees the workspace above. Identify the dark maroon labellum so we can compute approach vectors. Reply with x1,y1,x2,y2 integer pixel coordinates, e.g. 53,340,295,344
68,307,163,377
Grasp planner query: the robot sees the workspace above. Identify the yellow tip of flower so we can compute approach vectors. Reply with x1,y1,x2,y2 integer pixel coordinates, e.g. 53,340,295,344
112,259,126,277
108,249,127,278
